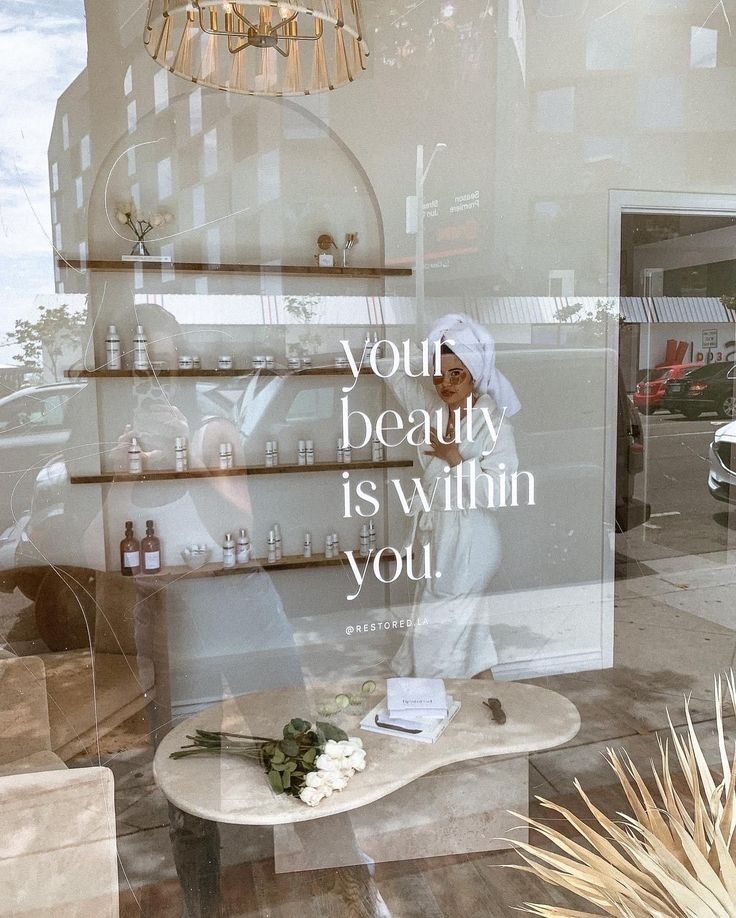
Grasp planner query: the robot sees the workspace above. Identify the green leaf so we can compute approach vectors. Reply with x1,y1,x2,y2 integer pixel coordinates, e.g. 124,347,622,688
317,722,349,743
289,718,311,734
271,747,285,765
280,738,299,757
302,747,317,765
268,769,284,794
284,761,297,773
282,770,291,789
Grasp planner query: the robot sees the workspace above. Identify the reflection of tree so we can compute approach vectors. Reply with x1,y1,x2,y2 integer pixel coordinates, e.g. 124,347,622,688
554,299,622,342
375,1,493,70
4,304,87,378
282,296,323,357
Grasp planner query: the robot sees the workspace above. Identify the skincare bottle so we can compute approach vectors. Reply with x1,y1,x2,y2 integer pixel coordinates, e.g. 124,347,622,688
219,442,233,470
302,355,312,367
362,333,372,366
120,521,141,576
332,532,340,555
175,436,188,472
337,438,344,464
343,443,352,464
368,520,377,552
222,532,236,569
303,533,312,558
272,439,279,467
371,433,384,463
192,356,201,369
360,523,370,557
267,530,277,563
325,534,334,560
265,441,274,468
273,523,283,561
141,520,162,574
236,528,251,565
371,332,383,360
297,440,307,466
105,325,122,370
133,325,149,371
265,355,275,370
128,437,142,474
306,440,315,465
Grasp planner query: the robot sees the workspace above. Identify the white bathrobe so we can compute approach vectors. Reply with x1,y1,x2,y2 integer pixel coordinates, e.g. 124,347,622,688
385,366,519,678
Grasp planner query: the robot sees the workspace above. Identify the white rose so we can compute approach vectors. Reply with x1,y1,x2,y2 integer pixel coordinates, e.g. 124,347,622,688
346,751,367,771
305,771,324,788
324,740,345,759
323,772,349,791
315,754,338,771
347,737,364,749
317,779,334,797
337,740,358,756
299,786,325,807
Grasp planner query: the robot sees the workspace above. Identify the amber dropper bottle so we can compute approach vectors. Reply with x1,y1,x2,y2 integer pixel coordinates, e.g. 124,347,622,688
141,519,162,574
120,521,141,576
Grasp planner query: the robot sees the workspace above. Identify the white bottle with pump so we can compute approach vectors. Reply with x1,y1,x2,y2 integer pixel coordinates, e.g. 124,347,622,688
267,530,277,563
368,520,377,553
303,533,312,558
306,440,315,465
272,439,279,467
222,532,236,569
133,325,149,371
337,438,344,464
298,441,307,466
273,523,283,561
236,529,251,565
105,325,122,370
128,437,142,474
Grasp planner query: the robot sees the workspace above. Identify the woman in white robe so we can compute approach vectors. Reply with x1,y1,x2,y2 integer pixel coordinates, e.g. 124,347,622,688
384,315,520,679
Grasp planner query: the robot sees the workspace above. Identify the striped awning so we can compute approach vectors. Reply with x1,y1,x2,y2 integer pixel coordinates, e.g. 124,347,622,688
620,297,736,323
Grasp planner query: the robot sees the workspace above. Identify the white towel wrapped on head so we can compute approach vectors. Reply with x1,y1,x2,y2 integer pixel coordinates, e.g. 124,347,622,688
427,313,521,416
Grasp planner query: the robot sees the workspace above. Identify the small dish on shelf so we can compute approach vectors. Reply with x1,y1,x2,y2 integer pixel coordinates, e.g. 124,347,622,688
181,546,212,570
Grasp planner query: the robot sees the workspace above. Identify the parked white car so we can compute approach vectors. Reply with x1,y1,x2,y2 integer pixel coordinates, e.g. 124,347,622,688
708,420,736,504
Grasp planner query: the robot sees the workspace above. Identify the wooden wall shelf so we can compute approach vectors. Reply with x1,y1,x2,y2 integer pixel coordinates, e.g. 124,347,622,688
65,366,376,379
56,258,412,279
71,459,413,485
136,550,390,582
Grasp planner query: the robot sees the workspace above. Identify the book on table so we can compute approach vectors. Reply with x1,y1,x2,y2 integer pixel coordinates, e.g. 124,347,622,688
360,696,461,744
386,677,448,720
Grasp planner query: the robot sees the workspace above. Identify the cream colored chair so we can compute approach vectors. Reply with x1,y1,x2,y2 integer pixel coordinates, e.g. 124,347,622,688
0,766,119,917
0,656,66,777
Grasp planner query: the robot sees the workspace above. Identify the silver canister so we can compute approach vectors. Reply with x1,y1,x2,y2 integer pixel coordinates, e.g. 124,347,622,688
218,355,234,370
178,355,194,370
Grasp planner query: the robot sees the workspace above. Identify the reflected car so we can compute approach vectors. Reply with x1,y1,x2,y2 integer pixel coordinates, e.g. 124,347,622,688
661,362,736,420
633,363,702,415
0,381,84,529
708,420,736,505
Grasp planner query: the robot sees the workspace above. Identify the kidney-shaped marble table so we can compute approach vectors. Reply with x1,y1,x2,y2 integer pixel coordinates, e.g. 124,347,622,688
154,679,580,915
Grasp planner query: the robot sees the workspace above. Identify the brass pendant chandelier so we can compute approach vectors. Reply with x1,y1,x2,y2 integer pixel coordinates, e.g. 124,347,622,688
144,1,369,96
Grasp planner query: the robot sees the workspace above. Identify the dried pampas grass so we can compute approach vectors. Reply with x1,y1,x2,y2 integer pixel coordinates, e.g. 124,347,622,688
509,672,736,917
